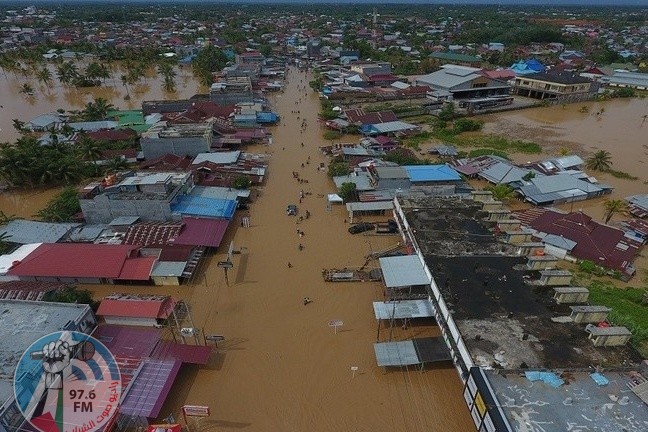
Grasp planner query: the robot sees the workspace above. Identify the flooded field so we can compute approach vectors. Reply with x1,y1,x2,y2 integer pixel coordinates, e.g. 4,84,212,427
0,186,63,219
0,64,206,143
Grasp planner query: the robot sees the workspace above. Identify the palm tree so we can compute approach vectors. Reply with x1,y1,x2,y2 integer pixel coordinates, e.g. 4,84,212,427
36,67,53,93
19,83,34,96
56,61,79,87
81,98,114,121
104,156,129,174
585,150,613,171
603,199,627,224
163,75,176,93
76,135,102,165
486,184,517,202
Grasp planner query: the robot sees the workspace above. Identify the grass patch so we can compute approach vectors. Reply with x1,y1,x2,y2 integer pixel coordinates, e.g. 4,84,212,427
468,149,510,159
605,168,638,180
435,132,542,154
402,131,434,150
588,281,648,356
322,130,343,141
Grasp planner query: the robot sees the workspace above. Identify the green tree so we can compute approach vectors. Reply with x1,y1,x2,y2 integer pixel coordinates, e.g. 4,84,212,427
339,182,358,202
232,175,252,190
586,150,613,171
36,67,53,92
35,187,81,222
81,98,114,121
19,83,34,96
43,285,96,307
192,45,227,86
104,156,130,175
438,103,456,122
327,159,350,178
76,135,102,166
603,199,627,224
486,184,517,202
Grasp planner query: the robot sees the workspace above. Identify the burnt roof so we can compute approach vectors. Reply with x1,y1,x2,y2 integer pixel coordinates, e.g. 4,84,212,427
401,196,642,370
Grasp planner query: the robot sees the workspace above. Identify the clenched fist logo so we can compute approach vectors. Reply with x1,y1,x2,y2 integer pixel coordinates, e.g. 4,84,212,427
41,340,72,389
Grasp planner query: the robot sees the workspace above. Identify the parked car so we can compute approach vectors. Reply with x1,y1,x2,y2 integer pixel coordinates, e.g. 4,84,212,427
286,204,298,216
348,223,375,234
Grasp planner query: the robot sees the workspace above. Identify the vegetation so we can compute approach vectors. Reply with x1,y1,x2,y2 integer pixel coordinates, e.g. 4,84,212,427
467,149,510,159
437,104,457,122
383,148,426,165
323,130,343,141
232,175,252,190
587,281,648,356
485,184,517,202
585,150,613,171
602,199,628,224
192,45,228,86
452,118,484,134
43,285,97,308
35,187,81,222
319,100,339,121
338,182,358,202
402,131,433,150
327,156,350,178
605,169,638,180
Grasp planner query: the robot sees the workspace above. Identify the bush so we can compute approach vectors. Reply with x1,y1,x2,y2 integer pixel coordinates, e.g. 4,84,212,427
467,149,510,159
453,118,484,134
232,175,252,190
323,130,343,141
35,187,81,222
328,161,350,178
578,260,607,276
613,87,635,98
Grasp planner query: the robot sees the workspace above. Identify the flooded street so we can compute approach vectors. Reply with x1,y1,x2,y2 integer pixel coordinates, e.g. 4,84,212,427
0,186,63,219
0,64,205,143
82,67,474,432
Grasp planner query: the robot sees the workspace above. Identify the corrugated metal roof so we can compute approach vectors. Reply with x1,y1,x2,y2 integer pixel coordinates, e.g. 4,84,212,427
120,358,182,418
346,201,393,212
373,300,434,319
118,257,156,280
369,121,419,134
171,196,237,219
333,173,374,191
8,243,140,279
151,261,186,277
379,255,430,288
479,161,535,184
0,220,79,244
97,295,176,319
192,151,241,165
173,217,230,248
404,164,461,182
416,68,483,90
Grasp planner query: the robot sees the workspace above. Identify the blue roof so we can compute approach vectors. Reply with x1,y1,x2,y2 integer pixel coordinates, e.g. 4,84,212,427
171,196,237,219
510,58,546,75
404,165,461,182
256,112,278,123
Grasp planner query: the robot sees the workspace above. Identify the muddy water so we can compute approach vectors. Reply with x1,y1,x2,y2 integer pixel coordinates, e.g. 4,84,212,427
0,186,63,219
85,67,473,432
0,64,205,143
483,98,648,189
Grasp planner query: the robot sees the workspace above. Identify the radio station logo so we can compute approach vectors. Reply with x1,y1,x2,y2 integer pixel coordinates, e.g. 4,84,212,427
14,331,122,432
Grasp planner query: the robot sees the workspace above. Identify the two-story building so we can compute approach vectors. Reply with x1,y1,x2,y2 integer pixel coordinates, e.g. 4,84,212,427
513,72,595,102
140,121,214,160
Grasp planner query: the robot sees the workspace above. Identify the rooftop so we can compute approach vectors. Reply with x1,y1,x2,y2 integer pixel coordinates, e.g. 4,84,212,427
487,370,648,432
0,220,79,244
142,121,213,139
0,300,92,403
401,196,642,370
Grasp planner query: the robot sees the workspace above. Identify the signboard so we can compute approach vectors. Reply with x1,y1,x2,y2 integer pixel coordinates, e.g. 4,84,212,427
180,328,199,336
474,392,487,418
205,335,225,342
217,261,234,268
328,320,343,327
227,241,235,260
182,405,210,417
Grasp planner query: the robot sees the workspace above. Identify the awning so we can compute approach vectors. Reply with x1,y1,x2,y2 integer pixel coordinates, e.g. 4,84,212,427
379,255,430,288
373,300,434,320
120,358,182,418
327,193,343,203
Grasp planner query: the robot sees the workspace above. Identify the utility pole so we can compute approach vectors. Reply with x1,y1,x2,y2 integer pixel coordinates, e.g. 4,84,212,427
371,8,378,50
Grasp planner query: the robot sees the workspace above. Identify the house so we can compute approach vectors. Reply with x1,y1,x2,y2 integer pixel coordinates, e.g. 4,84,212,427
140,121,214,160
626,194,648,218
512,72,594,101
343,109,398,126
514,208,641,276
601,71,648,91
96,294,178,326
210,77,254,106
79,171,194,224
430,52,482,68
517,174,612,205
404,165,462,185
360,121,420,136
415,65,511,100
0,220,79,244
7,243,156,284
25,113,65,132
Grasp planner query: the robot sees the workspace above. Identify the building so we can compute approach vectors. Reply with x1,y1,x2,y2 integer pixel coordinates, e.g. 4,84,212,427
0,300,95,432
512,72,595,102
415,65,511,100
602,71,648,91
79,171,194,224
96,294,178,327
25,113,65,132
516,173,612,205
140,121,214,160
7,243,156,284
390,196,647,432
306,39,321,58
430,52,482,68
514,208,641,277
210,77,254,106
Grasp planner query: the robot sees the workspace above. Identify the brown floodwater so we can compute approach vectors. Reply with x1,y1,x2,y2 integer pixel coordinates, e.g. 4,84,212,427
81,67,474,432
0,186,63,219
0,63,206,143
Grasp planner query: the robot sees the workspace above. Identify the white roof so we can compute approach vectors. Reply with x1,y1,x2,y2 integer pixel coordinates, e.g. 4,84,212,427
119,173,172,186
0,243,42,274
373,300,434,319
379,255,430,288
192,151,241,165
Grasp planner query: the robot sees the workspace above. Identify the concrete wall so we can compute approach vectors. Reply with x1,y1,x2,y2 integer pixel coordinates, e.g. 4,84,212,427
80,194,176,224
141,136,210,160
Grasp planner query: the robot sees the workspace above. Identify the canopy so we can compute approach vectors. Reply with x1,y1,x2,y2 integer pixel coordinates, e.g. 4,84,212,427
327,193,343,203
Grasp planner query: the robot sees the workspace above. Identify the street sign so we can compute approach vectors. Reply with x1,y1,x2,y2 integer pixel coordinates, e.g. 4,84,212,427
180,328,199,336
328,320,343,334
181,405,210,424
205,335,225,342
227,241,235,261
217,261,234,268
